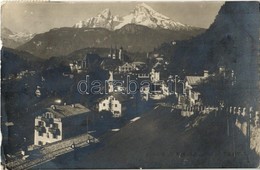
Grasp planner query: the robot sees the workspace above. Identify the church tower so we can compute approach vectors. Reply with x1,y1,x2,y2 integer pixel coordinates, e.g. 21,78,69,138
119,46,123,61
108,71,114,93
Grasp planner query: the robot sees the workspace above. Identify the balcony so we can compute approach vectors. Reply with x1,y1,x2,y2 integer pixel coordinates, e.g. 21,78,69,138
35,126,46,133
48,127,60,135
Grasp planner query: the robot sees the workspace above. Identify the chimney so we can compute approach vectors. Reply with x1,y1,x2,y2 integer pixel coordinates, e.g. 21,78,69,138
71,104,75,108
64,103,67,106
203,70,209,78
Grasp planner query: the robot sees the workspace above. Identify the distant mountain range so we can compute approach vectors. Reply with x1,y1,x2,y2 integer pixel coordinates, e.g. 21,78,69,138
1,27,35,49
3,3,205,58
73,3,195,31
18,24,204,59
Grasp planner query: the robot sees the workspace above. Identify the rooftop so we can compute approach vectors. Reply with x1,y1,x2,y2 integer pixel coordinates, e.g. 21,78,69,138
45,103,91,118
186,76,204,86
99,92,133,103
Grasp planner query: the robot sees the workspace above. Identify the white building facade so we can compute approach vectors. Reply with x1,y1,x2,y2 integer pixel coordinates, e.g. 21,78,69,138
34,104,92,146
98,95,124,118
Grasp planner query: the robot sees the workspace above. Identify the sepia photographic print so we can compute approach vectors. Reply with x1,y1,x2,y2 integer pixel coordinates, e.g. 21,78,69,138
1,0,260,169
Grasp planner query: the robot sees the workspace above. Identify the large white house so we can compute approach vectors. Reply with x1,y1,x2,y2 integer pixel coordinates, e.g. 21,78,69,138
34,103,92,146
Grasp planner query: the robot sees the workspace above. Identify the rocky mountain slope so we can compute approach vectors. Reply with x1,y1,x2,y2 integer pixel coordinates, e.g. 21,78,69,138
156,1,259,106
177,2,258,73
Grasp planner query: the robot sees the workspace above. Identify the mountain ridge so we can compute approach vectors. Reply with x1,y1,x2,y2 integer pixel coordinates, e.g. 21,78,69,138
73,3,196,31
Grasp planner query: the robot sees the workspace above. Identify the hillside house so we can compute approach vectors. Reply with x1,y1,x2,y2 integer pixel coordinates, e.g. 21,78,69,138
34,103,93,146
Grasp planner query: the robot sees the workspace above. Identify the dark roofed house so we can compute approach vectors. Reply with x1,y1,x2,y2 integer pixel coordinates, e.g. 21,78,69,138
34,103,93,146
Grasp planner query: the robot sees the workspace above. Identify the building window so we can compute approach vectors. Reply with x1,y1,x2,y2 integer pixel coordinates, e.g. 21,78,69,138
47,133,49,138
38,121,43,126
39,132,43,136
115,104,117,107
53,134,58,139
38,141,43,145
103,103,106,107
53,123,58,129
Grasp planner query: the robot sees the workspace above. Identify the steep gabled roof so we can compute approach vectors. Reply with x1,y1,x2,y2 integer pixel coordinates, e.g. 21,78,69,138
185,76,204,86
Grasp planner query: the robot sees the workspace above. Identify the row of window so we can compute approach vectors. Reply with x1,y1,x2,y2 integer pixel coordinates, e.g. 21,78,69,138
38,121,59,128
38,132,59,139
103,103,118,107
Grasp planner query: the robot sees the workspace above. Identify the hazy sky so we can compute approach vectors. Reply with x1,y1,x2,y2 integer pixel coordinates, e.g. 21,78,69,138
2,1,224,34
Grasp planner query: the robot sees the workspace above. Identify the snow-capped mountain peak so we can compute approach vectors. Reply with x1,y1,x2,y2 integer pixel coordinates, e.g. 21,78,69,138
74,3,192,31
73,8,115,30
133,3,170,20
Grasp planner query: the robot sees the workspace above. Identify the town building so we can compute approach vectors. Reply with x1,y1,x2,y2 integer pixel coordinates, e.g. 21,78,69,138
149,83,164,100
118,62,136,73
218,65,236,86
150,68,160,83
108,46,125,61
69,54,101,73
98,93,133,118
185,70,209,105
34,103,93,146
